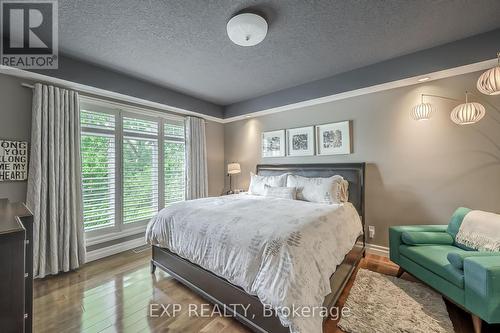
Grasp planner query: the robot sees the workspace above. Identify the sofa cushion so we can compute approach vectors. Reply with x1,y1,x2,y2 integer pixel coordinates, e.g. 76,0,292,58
401,231,454,245
446,207,474,250
447,252,500,270
400,245,466,289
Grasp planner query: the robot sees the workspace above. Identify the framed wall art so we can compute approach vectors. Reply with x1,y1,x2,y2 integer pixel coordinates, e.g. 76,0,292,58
262,130,286,157
0,139,29,182
286,126,315,156
316,121,352,155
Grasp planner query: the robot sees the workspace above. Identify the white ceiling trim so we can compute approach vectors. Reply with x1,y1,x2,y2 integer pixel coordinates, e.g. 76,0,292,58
0,65,223,123
1,58,496,124
222,58,497,123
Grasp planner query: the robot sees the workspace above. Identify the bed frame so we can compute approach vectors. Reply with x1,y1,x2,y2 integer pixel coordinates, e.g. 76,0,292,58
151,163,366,333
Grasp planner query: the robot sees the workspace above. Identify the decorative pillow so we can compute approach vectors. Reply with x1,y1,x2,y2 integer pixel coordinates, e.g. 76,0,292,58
264,185,297,200
248,173,287,196
286,174,348,204
447,252,500,270
401,231,454,246
454,210,500,252
446,207,472,240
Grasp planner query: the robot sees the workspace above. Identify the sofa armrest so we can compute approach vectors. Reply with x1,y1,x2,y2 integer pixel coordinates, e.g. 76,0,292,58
448,252,500,270
389,225,448,263
464,256,500,323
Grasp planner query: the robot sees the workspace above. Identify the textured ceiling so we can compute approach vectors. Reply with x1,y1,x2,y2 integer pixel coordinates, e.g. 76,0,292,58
59,0,500,105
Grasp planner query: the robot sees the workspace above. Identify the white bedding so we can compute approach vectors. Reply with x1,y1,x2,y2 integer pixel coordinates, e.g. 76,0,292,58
146,194,362,333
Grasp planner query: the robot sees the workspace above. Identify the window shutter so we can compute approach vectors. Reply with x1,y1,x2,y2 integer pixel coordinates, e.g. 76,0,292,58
122,117,159,223
80,102,187,234
164,120,186,206
80,110,116,230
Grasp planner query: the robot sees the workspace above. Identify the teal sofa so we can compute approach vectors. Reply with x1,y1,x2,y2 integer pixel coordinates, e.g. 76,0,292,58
389,208,500,332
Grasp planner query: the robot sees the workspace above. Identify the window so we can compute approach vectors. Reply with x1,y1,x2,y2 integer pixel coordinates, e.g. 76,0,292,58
80,100,186,238
123,117,159,224
164,121,185,206
81,110,116,231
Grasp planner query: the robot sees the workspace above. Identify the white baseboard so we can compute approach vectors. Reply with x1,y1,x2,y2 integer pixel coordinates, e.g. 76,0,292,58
366,243,389,257
86,238,146,263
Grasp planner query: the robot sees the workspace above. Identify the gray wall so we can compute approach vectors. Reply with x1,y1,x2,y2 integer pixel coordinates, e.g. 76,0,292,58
0,73,225,203
224,71,500,247
206,120,225,196
0,75,33,202
225,28,500,117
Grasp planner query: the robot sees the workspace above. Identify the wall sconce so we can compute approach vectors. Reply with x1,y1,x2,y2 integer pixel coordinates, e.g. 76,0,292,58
450,92,486,125
411,93,490,125
410,95,434,121
410,94,457,122
477,52,500,96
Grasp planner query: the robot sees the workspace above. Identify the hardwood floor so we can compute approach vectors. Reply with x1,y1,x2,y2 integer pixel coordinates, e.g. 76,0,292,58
34,249,493,333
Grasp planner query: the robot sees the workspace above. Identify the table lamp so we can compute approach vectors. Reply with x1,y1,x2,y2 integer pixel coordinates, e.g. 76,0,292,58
227,162,241,194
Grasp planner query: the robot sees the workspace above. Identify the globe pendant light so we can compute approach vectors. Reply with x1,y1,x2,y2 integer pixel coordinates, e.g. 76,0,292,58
477,52,500,95
410,95,433,121
450,92,486,125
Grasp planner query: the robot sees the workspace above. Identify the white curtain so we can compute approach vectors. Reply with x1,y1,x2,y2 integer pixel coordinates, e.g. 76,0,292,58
26,83,86,278
185,116,208,199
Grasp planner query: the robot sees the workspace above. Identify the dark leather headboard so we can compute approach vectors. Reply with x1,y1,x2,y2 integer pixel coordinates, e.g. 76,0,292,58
256,163,365,222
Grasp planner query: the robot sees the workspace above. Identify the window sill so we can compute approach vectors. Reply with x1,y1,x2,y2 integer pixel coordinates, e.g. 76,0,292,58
85,224,147,247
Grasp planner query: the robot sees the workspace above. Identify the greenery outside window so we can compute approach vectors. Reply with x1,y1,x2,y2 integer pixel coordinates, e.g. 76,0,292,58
80,99,185,240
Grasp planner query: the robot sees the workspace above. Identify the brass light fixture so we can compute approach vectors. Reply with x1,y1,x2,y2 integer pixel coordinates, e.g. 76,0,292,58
477,52,500,95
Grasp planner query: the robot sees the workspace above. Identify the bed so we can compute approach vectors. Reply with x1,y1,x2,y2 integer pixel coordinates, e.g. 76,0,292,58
147,163,365,333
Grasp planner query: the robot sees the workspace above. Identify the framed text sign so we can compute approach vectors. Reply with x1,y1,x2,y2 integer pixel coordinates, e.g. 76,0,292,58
0,139,29,182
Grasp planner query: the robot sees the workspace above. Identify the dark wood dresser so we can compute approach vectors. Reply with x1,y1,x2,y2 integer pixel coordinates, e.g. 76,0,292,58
0,199,33,333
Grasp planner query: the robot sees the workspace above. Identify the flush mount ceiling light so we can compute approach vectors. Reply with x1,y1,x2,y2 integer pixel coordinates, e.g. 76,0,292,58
227,13,268,47
477,52,500,95
450,92,486,125
410,95,434,121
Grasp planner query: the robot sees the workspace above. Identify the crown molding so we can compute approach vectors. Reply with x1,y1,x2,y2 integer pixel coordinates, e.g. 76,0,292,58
221,58,496,123
1,58,495,124
0,65,224,123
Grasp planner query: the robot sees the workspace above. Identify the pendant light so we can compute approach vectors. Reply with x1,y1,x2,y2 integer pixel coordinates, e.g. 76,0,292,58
450,92,486,125
410,95,434,121
477,52,500,95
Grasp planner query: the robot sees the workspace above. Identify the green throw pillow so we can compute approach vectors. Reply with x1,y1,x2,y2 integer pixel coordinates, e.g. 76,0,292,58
447,252,500,270
446,207,474,250
401,231,454,245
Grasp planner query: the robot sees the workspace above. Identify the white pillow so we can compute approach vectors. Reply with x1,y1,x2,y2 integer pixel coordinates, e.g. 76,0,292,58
286,174,349,204
248,173,287,196
264,185,297,200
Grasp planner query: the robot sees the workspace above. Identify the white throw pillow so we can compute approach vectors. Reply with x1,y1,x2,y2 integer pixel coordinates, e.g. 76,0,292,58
264,185,297,200
248,173,287,196
286,174,349,204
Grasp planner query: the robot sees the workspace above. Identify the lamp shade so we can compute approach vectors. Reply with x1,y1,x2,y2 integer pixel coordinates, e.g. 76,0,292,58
477,66,500,96
477,53,500,95
227,163,241,174
450,102,485,125
410,103,433,121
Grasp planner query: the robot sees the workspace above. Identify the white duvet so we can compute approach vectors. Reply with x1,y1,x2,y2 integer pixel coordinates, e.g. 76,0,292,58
146,194,362,333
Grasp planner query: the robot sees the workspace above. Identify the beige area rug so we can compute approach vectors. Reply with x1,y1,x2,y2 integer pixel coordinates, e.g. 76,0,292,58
337,269,454,333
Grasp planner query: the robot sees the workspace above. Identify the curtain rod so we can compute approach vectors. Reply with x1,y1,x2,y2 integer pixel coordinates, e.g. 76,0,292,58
22,83,34,89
